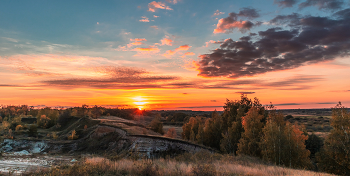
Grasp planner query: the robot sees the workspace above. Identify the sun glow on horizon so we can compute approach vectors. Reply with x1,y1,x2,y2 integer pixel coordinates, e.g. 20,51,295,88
132,96,149,110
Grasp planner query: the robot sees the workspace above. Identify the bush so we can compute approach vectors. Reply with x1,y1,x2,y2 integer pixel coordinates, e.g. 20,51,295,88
305,133,323,157
58,110,71,126
285,115,294,120
15,125,23,131
68,130,79,140
28,125,38,137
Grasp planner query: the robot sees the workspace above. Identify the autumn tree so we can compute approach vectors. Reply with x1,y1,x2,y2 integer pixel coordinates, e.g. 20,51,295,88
182,116,202,141
317,102,350,175
237,107,264,157
260,110,311,169
203,110,223,149
219,95,265,154
164,128,177,138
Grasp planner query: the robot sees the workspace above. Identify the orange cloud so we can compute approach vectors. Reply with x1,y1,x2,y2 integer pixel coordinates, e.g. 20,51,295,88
163,50,176,57
181,52,195,58
184,52,195,55
131,38,147,42
139,16,150,22
134,47,160,52
176,44,191,51
163,45,192,57
214,20,253,33
127,42,144,48
183,60,201,71
148,1,173,12
160,37,173,46
153,15,160,18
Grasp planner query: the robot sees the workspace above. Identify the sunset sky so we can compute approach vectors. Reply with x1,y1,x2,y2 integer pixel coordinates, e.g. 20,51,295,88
1,0,350,110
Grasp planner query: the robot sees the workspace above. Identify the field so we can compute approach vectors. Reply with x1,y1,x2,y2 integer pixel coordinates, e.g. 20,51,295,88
29,155,335,176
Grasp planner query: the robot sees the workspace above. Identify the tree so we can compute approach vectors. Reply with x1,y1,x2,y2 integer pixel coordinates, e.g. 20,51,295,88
260,110,311,169
182,116,202,141
149,117,164,135
219,96,265,154
196,123,204,144
317,102,350,175
164,128,177,138
237,107,264,157
203,110,223,149
91,105,104,119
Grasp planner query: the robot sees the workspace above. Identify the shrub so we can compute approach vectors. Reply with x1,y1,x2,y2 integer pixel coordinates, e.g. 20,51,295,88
285,115,294,120
28,125,38,137
52,132,58,140
15,125,23,131
68,130,79,140
305,133,323,158
57,110,71,126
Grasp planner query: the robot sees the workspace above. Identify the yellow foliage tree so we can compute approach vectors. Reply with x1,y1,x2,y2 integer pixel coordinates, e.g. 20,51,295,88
317,102,350,175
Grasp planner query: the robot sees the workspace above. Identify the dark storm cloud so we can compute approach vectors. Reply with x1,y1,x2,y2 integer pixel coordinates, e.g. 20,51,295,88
274,0,299,8
197,9,350,78
214,8,260,34
299,0,345,11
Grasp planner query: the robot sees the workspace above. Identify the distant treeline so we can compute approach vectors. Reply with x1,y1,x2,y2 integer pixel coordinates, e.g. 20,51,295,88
0,105,153,130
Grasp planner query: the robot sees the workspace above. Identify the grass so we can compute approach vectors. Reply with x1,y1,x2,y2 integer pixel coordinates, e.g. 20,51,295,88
27,155,335,176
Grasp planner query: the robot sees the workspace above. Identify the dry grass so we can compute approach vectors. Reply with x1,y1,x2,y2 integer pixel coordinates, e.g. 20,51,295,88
30,156,335,176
